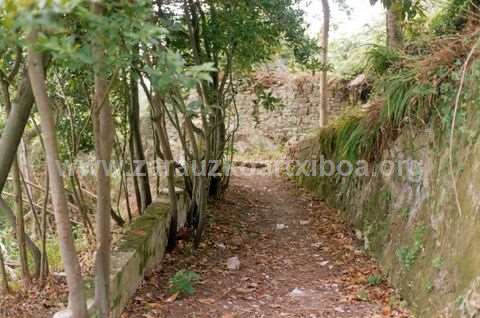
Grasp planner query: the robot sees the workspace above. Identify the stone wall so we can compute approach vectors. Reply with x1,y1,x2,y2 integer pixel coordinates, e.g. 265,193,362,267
54,188,189,318
295,126,480,318
234,70,349,157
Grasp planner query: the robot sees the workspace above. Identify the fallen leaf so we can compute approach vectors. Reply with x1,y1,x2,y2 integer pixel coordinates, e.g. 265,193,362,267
235,287,254,294
165,292,179,303
382,306,392,316
198,298,216,305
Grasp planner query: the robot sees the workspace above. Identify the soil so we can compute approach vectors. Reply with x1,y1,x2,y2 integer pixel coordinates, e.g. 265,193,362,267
122,173,411,318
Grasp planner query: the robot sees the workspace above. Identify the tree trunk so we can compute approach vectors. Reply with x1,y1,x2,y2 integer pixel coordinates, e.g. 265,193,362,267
40,168,49,286
319,0,330,127
129,70,152,213
151,98,178,251
386,3,403,49
27,30,88,318
0,75,41,280
19,139,38,239
193,174,208,248
0,247,9,294
13,158,30,286
0,67,38,192
92,4,114,316
129,141,143,215
1,73,30,285
0,198,42,279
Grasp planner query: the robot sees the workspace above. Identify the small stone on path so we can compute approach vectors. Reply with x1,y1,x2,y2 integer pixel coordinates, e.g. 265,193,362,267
227,256,241,270
288,288,306,298
276,224,288,230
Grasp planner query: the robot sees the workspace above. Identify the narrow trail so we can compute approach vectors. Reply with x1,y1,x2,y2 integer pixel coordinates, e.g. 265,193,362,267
124,173,410,318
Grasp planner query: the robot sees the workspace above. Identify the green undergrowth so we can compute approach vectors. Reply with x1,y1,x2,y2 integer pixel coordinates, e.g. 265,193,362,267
118,202,169,252
118,203,169,273
295,17,480,317
309,31,480,177
169,270,200,297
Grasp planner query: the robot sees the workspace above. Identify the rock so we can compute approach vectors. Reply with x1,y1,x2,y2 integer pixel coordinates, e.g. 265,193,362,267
227,256,241,270
464,289,480,317
288,288,306,297
347,73,367,88
276,224,288,230
334,306,345,313
311,242,322,248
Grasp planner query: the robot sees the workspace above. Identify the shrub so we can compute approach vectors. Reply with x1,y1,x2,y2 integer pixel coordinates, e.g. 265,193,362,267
169,270,200,296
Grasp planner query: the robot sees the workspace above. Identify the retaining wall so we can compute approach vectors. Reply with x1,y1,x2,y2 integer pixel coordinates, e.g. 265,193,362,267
54,188,189,318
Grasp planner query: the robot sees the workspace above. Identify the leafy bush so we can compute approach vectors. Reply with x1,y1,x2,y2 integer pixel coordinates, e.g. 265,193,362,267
169,270,200,296
396,226,425,270
380,70,418,126
430,0,478,35
366,45,402,76
367,274,384,286
329,22,385,79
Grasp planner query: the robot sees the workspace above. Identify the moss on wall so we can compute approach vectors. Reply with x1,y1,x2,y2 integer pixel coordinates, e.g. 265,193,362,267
296,125,480,317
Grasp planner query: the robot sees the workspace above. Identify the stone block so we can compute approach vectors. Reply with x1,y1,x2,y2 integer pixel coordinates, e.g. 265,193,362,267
54,191,190,318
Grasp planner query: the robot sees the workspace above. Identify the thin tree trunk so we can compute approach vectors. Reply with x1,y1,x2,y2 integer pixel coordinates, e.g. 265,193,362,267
1,74,30,286
151,98,178,251
27,30,88,318
40,168,49,286
122,169,133,222
193,174,208,248
20,168,42,242
13,158,30,286
92,4,114,316
129,141,143,215
0,248,9,294
70,175,94,237
319,0,330,127
129,70,152,213
386,3,403,49
19,139,38,239
0,198,42,279
0,75,40,281
0,68,38,192
193,87,211,248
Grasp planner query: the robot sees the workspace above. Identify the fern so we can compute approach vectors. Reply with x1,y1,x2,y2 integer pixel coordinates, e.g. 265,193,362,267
169,270,200,296
380,71,416,127
366,45,402,76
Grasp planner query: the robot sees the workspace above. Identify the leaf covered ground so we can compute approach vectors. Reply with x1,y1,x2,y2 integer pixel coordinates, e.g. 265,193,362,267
123,173,412,318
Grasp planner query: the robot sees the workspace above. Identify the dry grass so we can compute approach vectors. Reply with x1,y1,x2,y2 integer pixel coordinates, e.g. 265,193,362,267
307,22,480,165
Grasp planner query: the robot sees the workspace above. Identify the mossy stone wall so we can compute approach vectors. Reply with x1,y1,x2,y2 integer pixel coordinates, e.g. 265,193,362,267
297,126,480,318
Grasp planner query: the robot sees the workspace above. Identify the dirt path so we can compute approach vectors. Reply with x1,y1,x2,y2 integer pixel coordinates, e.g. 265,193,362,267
123,174,411,318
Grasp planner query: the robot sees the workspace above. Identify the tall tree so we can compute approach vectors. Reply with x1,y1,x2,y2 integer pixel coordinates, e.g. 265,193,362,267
27,30,88,318
0,68,37,193
370,0,405,49
386,2,404,49
129,69,152,214
150,94,179,251
12,159,30,285
0,48,31,285
319,0,330,127
91,3,114,317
